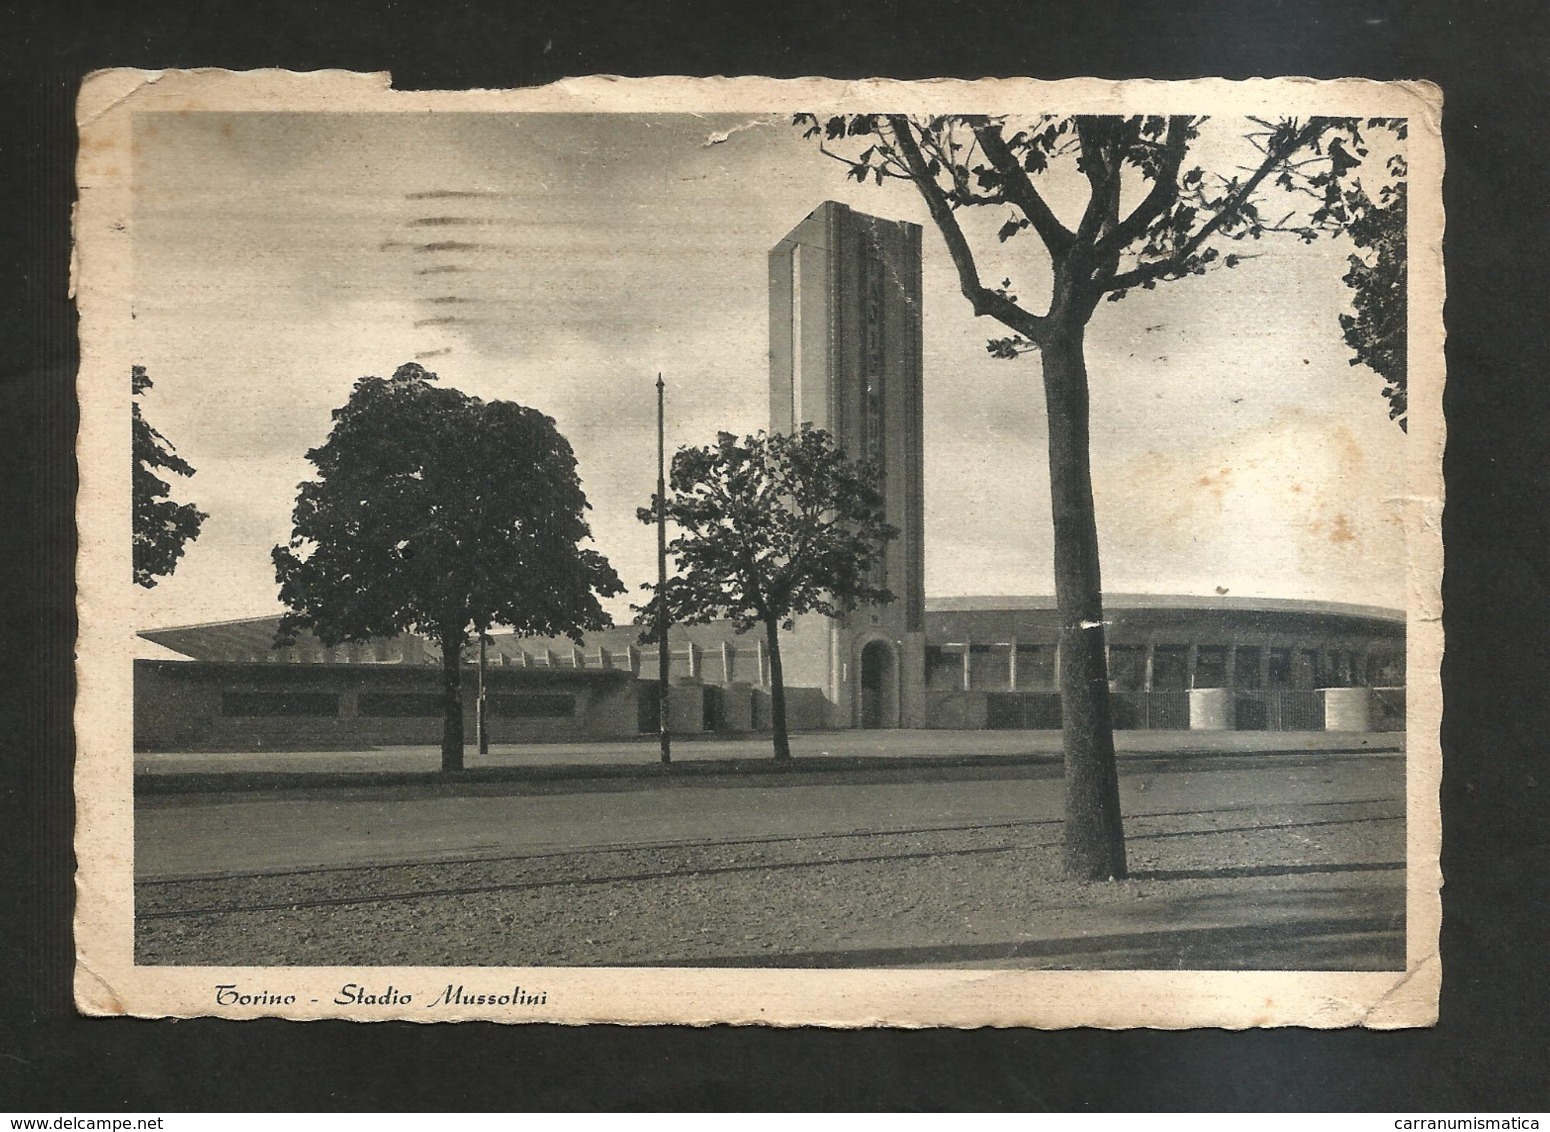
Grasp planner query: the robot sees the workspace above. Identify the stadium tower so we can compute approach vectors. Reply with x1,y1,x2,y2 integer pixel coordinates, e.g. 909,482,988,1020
768,201,927,728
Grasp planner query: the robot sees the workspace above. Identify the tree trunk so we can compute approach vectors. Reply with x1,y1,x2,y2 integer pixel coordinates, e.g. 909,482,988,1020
1041,322,1127,880
440,632,465,773
476,634,488,757
763,616,792,761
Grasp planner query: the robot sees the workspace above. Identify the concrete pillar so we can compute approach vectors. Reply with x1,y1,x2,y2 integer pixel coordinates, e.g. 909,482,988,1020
961,640,972,691
1143,643,1156,693
1189,687,1233,730
1324,687,1373,732
722,641,735,685
1007,637,1018,691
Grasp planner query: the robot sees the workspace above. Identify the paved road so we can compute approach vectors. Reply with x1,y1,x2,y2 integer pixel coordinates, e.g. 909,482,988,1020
136,742,1405,881
135,728,1401,776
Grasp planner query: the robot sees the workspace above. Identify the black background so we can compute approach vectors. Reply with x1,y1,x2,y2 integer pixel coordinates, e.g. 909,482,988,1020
5,0,1549,1111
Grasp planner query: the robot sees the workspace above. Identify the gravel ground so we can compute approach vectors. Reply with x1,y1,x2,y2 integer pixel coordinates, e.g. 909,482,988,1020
137,790,1405,970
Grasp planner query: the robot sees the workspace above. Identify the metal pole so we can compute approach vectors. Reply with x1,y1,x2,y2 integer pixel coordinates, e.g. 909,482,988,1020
657,373,672,764
477,633,488,756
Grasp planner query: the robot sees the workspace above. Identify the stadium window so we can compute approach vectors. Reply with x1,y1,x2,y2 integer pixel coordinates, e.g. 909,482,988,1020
221,691,339,717
1108,645,1147,692
1266,648,1293,688
1371,649,1405,686
1194,645,1228,689
1151,645,1189,691
1232,646,1262,689
924,646,962,692
357,693,442,717
487,693,575,719
1014,644,1055,690
969,644,1010,689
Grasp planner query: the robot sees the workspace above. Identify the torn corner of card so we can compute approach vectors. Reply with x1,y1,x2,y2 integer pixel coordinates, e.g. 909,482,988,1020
74,70,1443,1028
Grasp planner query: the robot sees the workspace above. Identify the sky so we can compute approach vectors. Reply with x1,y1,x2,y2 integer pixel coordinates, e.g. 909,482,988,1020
129,111,1407,630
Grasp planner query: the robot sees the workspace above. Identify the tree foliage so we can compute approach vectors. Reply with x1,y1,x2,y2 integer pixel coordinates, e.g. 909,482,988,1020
1339,163,1408,429
635,426,896,759
794,112,1407,409
132,365,207,588
273,362,623,770
796,112,1407,879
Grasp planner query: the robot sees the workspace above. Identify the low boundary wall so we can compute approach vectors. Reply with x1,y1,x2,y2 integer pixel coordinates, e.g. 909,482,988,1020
136,661,1406,749
925,687,1403,733
134,660,640,751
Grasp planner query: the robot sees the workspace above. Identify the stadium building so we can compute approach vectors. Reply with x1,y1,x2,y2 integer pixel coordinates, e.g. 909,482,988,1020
135,202,1405,750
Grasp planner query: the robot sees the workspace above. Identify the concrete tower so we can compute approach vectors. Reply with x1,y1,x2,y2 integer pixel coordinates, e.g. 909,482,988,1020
768,201,927,728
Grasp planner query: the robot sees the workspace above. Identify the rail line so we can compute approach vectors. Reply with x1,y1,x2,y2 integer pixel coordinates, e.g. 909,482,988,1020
136,804,1405,922
137,794,1402,886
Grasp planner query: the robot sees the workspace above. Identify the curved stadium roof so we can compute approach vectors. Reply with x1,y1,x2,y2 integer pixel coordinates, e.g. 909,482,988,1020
926,594,1404,624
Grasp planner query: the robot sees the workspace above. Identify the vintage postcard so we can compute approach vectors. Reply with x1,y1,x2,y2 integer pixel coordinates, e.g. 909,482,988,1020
74,71,1443,1026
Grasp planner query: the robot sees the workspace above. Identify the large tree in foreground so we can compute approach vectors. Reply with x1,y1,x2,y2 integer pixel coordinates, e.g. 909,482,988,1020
132,365,206,587
1340,162,1408,430
636,427,896,761
274,362,623,772
798,112,1406,878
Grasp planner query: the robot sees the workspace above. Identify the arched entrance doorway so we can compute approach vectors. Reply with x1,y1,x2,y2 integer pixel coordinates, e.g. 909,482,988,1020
859,639,896,729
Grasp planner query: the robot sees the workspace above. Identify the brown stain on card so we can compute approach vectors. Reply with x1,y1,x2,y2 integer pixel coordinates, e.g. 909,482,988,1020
1193,466,1233,504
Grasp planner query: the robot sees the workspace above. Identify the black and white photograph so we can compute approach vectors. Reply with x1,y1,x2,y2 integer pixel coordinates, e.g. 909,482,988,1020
73,71,1443,1026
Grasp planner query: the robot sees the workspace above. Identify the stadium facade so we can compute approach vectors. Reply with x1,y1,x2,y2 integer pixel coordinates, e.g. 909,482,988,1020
135,202,1405,750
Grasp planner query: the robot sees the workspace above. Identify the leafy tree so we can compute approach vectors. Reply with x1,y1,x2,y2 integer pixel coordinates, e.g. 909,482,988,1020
273,363,623,771
1339,164,1408,429
796,112,1406,879
132,365,206,588
636,426,897,761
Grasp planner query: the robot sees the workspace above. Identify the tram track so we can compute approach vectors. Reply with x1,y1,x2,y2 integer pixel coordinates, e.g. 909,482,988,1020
136,803,1403,921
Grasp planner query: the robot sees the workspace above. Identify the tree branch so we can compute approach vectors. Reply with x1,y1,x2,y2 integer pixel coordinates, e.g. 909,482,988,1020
969,120,1074,257
885,116,1048,341
913,123,1007,208
1104,119,1326,293
1072,117,1121,249
1094,116,1192,260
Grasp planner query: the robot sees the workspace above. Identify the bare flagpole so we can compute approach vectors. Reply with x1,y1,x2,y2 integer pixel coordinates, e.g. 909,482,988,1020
657,373,672,765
